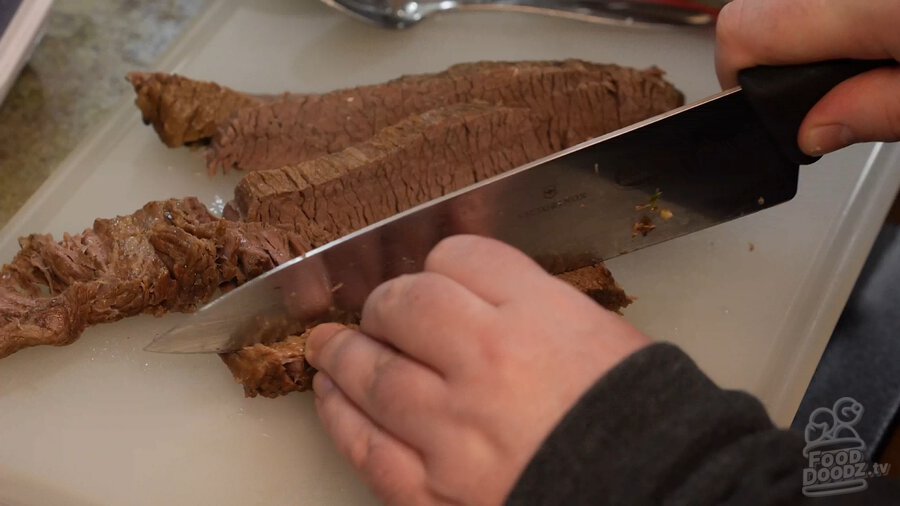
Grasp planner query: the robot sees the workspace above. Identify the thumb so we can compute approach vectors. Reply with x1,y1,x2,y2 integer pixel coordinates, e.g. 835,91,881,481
799,66,900,156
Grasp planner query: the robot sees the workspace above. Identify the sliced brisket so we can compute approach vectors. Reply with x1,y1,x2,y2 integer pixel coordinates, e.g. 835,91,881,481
227,102,547,246
557,264,633,313
0,198,310,359
210,60,682,172
0,197,629,369
221,332,315,398
130,60,683,173
127,72,268,147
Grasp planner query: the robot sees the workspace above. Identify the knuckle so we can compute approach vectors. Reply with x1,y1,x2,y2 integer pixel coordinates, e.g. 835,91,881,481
360,438,418,506
366,354,441,421
363,275,414,324
316,328,352,371
373,274,415,307
400,273,446,312
425,235,483,270
715,2,754,62
467,319,512,369
346,427,374,471
714,0,773,69
305,323,344,362
474,334,508,369
365,273,447,321
358,433,389,475
367,352,412,406
714,0,740,44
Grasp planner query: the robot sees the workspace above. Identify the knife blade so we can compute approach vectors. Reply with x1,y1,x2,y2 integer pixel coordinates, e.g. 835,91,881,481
146,59,895,354
147,87,795,353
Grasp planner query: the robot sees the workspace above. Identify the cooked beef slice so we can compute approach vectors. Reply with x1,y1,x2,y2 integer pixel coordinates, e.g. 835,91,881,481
224,264,630,398
557,264,633,313
128,61,682,173
127,72,268,147
0,198,311,359
0,202,630,394
0,197,629,369
221,332,314,398
228,102,547,247
209,60,683,172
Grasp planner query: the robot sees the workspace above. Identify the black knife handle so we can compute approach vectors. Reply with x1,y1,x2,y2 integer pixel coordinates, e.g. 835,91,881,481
738,59,897,165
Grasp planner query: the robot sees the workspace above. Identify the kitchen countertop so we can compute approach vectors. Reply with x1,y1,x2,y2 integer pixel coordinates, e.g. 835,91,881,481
0,0,207,228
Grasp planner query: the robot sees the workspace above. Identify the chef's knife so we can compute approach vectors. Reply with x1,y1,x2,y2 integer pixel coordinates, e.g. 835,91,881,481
147,59,896,354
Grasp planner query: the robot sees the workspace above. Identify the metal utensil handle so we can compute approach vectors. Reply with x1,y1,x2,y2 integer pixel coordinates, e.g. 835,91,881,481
739,59,898,165
422,0,716,26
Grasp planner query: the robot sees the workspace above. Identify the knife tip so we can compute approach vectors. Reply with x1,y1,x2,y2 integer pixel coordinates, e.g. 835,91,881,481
143,325,181,353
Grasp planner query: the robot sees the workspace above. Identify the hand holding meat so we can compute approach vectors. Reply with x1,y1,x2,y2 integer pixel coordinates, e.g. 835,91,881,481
305,235,650,505
716,0,900,156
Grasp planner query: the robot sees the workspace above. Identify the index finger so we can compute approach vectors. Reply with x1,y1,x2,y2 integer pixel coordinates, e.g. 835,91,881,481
715,0,900,87
424,235,550,306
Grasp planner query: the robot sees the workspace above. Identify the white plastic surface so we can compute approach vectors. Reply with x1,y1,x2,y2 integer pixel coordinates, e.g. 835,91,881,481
1,1,899,504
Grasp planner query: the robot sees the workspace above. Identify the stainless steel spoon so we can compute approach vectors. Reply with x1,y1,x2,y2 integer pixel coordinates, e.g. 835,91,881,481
320,0,718,29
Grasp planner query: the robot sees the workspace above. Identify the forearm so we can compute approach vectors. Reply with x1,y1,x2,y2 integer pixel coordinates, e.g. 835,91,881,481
507,343,897,505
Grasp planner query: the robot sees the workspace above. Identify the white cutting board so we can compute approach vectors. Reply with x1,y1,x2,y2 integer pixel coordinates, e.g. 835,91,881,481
1,1,899,504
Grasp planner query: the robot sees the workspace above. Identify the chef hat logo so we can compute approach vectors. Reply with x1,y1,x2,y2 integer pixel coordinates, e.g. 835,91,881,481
804,397,865,456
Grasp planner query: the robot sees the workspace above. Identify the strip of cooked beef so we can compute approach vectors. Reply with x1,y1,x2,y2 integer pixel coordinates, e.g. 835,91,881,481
221,332,314,399
127,72,269,147
130,60,683,173
0,198,311,359
222,263,630,398
227,102,548,247
557,264,633,312
210,60,682,173
0,197,629,364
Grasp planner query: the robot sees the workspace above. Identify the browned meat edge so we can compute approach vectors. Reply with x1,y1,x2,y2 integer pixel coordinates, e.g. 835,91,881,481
129,60,683,173
0,197,627,376
127,72,269,147
209,60,682,173
0,198,311,359
220,332,315,399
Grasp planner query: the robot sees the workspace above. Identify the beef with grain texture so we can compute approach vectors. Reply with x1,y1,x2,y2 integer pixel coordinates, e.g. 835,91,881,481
226,102,548,246
0,198,311,359
129,60,683,173
128,72,268,147
221,331,315,399
0,196,629,377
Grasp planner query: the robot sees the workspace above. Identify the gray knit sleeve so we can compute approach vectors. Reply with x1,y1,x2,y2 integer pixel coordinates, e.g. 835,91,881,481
506,343,898,505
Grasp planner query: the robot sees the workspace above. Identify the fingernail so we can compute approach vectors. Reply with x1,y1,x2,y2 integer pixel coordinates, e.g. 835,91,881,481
802,124,855,156
313,372,334,398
